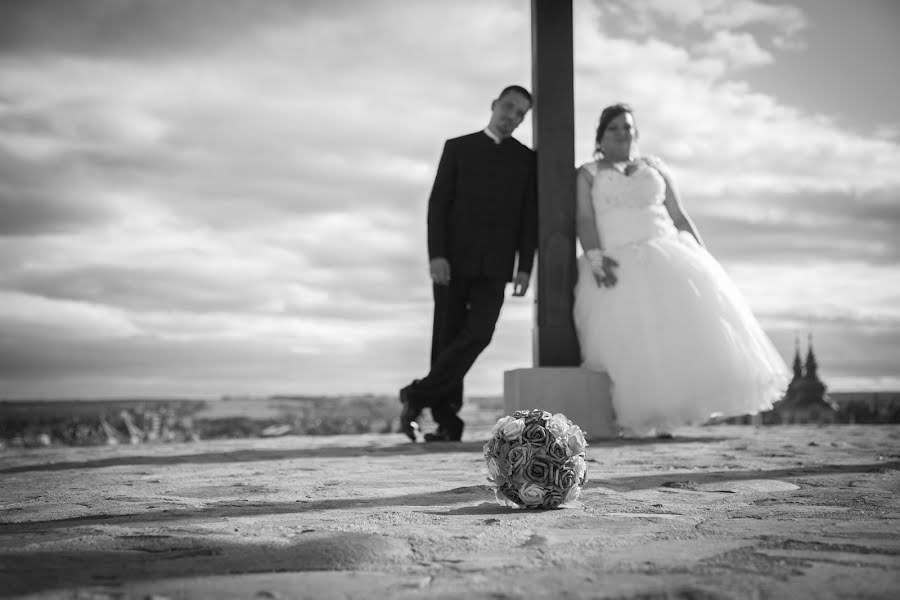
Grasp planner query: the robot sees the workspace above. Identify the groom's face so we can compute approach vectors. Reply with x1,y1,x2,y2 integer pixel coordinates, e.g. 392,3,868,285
488,91,531,138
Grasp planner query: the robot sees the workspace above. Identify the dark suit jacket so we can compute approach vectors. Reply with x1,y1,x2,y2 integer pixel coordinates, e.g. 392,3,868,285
426,131,537,281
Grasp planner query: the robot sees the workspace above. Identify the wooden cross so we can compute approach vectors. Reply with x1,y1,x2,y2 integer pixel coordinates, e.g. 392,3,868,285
531,0,579,366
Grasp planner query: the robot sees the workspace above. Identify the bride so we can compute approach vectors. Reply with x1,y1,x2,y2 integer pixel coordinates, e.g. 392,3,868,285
573,103,789,435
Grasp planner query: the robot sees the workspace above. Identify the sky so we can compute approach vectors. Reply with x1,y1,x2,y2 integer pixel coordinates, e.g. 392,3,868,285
1,0,898,399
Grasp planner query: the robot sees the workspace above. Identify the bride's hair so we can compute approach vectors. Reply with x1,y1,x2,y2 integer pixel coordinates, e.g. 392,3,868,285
594,103,636,158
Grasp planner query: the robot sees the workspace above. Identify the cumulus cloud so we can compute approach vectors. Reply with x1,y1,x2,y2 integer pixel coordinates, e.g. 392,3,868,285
0,0,897,397
591,0,806,49
0,0,538,398
692,30,774,68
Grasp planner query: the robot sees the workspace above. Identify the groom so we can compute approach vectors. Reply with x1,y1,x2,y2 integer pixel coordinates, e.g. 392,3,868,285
400,84,537,442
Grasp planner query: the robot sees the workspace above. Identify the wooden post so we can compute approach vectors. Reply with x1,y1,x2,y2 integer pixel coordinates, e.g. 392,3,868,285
531,0,580,366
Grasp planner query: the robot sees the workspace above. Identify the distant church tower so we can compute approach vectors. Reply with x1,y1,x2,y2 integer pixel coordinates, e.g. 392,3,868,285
805,333,820,381
792,336,803,380
767,332,836,424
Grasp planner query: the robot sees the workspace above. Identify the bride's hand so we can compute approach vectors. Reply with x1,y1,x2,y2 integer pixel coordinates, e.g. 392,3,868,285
595,256,619,288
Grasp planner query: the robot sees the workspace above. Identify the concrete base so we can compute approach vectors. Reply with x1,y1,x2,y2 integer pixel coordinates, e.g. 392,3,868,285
503,367,618,440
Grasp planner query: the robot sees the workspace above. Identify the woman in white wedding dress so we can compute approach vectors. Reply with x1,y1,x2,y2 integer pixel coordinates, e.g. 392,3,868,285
574,103,789,435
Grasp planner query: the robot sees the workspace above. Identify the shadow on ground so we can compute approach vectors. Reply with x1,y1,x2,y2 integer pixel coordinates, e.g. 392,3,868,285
0,441,483,474
3,456,899,598
0,485,500,535
589,461,900,491
0,434,729,475
0,531,413,598
5,462,896,536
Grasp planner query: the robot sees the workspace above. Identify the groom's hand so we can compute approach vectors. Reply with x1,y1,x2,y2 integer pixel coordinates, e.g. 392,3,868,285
430,257,451,286
512,271,530,296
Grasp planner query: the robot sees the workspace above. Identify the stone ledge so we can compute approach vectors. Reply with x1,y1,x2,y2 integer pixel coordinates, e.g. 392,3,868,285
503,367,617,439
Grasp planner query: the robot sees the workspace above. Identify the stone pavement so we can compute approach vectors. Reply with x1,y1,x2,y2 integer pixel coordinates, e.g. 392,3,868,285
1,422,898,599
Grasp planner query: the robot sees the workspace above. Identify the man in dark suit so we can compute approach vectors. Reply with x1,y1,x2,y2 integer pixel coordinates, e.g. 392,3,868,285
400,85,537,442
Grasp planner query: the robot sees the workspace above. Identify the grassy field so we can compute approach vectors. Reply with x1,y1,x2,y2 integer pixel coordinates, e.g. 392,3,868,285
0,395,507,448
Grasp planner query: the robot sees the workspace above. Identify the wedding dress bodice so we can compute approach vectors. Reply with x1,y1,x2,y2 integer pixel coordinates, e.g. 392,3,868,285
587,162,677,251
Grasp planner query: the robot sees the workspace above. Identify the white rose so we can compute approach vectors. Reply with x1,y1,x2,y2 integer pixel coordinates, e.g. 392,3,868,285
546,414,569,438
567,427,587,455
570,455,587,481
502,418,526,440
486,457,501,481
490,416,513,437
518,482,546,506
563,485,581,504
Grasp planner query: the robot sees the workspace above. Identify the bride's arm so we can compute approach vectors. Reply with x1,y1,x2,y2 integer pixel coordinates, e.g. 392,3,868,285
576,164,618,286
575,165,601,252
649,157,705,247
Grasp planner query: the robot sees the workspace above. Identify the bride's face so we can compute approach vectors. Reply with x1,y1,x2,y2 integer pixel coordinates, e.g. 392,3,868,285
601,112,637,158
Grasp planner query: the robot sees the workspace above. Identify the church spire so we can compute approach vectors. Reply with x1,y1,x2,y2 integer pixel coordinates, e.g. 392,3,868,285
805,332,818,379
792,335,803,380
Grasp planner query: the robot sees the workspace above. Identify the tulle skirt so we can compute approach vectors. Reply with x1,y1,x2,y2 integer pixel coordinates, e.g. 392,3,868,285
574,230,789,434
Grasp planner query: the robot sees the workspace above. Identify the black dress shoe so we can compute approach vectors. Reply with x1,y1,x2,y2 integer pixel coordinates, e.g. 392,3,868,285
399,387,421,442
423,430,453,442
424,419,464,442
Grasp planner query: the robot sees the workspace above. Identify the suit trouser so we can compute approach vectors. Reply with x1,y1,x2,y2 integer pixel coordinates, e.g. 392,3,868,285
412,276,507,427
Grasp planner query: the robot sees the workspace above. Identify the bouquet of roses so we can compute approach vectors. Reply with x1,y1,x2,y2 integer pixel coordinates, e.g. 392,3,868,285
483,409,588,509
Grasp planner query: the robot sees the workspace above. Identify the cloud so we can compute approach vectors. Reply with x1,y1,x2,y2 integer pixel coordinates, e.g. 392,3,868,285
0,142,122,235
591,0,807,49
873,123,900,142
0,1,516,397
726,260,900,323
0,0,897,397
692,30,774,68
700,0,806,36
694,186,900,267
0,0,341,58
0,0,533,235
